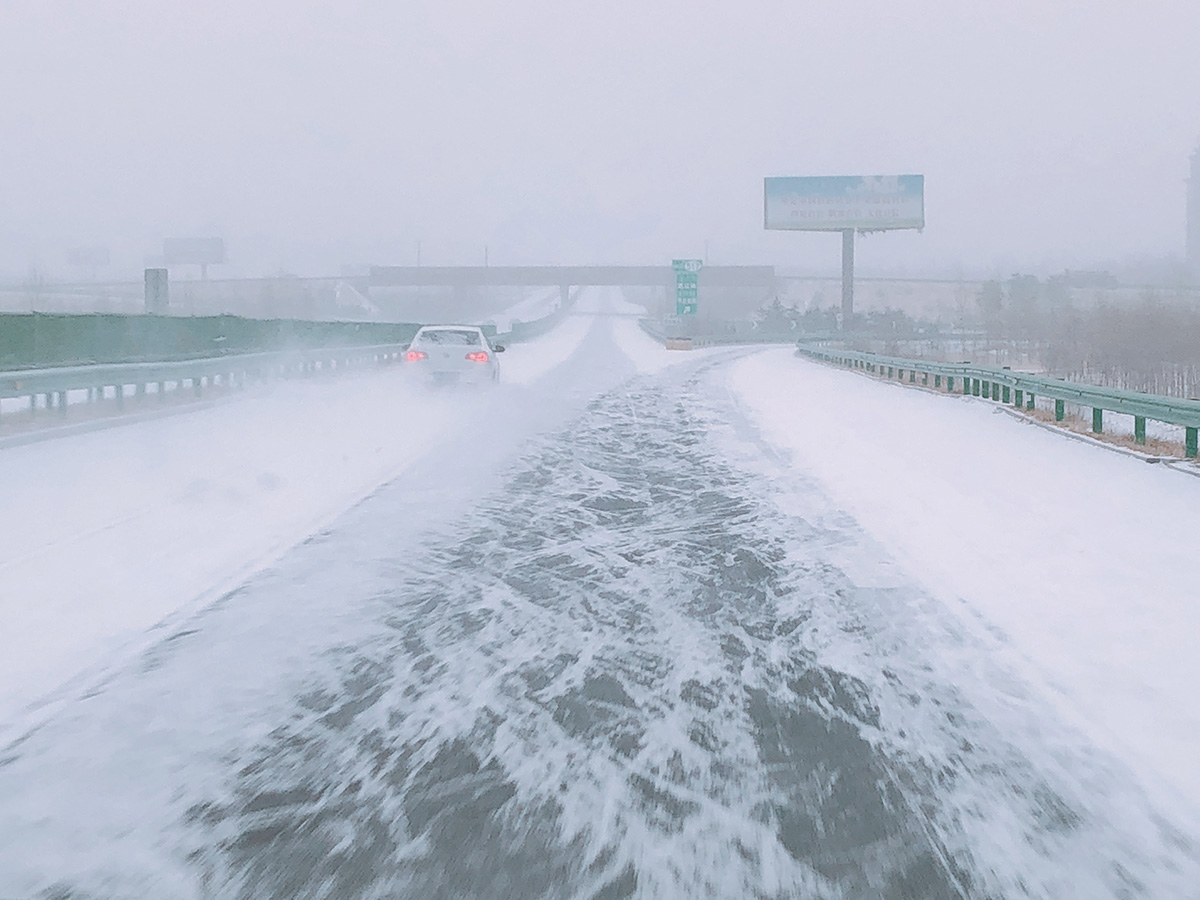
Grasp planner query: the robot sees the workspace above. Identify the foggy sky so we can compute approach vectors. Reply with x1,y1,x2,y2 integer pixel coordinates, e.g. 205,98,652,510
2,0,1198,279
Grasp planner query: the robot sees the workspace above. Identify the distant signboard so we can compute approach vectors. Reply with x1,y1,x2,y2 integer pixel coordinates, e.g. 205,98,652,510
673,258,701,316
163,237,225,266
764,175,925,232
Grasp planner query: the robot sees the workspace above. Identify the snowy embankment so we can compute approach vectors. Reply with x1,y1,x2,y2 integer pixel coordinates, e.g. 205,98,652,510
728,348,1200,824
484,287,562,334
0,300,596,738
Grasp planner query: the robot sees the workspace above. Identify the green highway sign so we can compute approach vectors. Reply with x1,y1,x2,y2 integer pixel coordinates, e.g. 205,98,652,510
673,258,702,316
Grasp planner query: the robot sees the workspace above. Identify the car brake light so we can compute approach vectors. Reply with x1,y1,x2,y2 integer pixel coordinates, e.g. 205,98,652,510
466,351,489,363
406,350,427,362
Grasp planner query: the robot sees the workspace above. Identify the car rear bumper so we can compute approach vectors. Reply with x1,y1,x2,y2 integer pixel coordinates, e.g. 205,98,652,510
411,365,497,385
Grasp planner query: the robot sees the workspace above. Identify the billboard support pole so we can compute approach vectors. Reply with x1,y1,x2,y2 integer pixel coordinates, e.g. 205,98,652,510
841,228,854,328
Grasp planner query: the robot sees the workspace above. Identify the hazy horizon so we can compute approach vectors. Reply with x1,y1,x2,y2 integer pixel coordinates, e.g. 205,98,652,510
3,0,1198,281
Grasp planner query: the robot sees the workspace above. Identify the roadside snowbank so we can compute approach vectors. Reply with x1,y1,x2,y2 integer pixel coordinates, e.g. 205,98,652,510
499,307,593,386
608,300,729,374
484,287,560,334
728,348,1200,822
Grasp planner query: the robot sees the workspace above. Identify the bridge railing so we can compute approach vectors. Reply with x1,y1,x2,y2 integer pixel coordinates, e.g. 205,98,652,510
797,344,1200,458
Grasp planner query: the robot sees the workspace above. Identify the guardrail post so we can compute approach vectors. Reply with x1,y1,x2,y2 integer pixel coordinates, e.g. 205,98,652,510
1027,393,1035,411
1014,388,1023,408
1092,408,1103,433
936,375,942,389
962,377,970,395
1055,399,1064,421
58,391,68,417
1134,416,1146,445
1186,427,1198,459
115,384,124,410
1002,385,1010,404
972,379,981,396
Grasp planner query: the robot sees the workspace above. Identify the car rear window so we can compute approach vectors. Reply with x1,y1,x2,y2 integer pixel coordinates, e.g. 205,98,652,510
416,329,482,346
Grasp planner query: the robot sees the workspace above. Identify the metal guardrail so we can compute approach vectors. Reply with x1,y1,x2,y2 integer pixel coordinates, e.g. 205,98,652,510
0,299,560,430
0,343,409,424
797,344,1200,458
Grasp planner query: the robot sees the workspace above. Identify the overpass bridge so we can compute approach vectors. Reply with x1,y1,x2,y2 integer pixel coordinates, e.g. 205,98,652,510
369,265,777,309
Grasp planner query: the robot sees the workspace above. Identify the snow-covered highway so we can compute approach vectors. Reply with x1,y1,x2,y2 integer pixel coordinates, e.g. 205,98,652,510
2,289,1199,899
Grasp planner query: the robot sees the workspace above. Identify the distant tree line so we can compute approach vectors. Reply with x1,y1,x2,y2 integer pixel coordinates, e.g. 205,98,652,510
755,297,938,342
970,275,1200,399
761,275,1200,399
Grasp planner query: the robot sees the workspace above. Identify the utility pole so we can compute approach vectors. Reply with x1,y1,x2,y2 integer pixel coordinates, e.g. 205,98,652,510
841,229,854,329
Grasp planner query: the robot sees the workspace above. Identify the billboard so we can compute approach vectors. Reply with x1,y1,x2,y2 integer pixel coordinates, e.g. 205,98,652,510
163,237,225,266
764,175,924,232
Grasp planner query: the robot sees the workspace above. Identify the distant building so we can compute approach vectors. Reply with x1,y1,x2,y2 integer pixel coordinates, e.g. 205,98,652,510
1189,145,1200,282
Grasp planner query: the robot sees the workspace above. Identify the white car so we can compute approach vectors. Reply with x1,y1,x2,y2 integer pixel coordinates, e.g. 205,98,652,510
404,325,505,385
